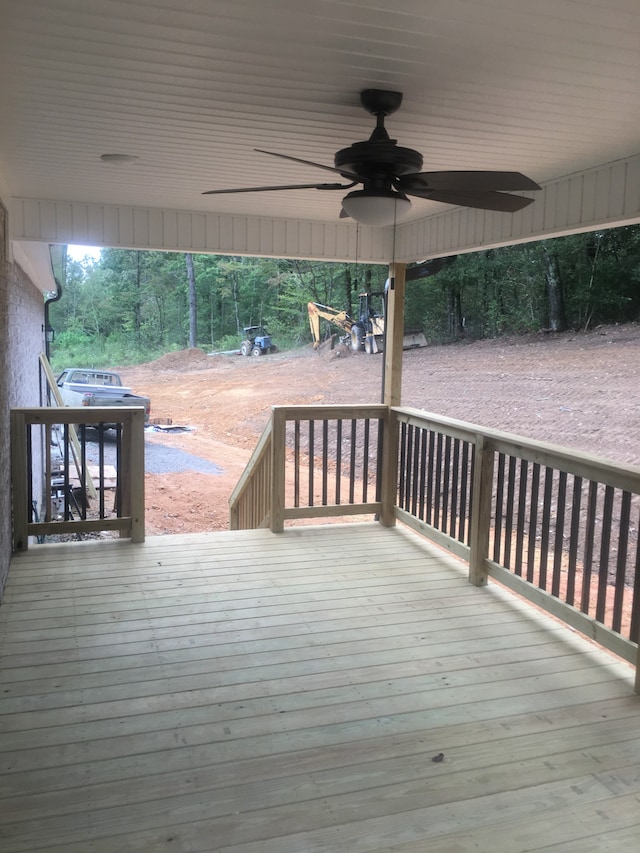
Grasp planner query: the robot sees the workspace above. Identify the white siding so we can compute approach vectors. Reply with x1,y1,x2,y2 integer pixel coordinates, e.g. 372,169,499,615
397,154,640,261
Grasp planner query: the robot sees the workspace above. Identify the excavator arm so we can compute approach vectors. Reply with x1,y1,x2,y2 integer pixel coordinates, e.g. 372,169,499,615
307,302,354,349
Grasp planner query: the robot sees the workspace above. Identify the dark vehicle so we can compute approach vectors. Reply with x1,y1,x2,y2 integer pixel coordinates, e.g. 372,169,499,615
240,325,275,357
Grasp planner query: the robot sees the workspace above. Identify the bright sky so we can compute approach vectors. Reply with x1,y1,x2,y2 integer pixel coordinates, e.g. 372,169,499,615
66,245,102,262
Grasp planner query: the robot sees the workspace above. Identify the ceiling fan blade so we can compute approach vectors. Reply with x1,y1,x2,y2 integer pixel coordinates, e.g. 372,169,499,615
401,171,541,192
406,187,535,213
255,149,361,181
203,181,352,195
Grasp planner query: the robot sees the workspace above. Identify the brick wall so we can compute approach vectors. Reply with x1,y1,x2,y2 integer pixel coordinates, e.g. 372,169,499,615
0,216,46,597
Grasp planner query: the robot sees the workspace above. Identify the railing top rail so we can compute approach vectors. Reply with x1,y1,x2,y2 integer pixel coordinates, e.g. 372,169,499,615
12,406,145,425
394,405,640,493
273,403,388,421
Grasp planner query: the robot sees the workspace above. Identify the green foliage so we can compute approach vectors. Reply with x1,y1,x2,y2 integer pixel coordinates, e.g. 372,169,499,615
49,224,640,370
50,249,388,366
405,226,640,344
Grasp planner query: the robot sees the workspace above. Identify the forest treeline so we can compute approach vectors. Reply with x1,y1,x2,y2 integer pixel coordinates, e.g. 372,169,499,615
49,225,640,369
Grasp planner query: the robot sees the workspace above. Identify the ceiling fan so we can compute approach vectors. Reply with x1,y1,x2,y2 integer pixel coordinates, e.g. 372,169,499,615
203,89,541,226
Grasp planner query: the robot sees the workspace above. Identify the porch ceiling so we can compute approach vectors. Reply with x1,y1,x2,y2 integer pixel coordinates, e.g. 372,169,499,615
2,1,640,265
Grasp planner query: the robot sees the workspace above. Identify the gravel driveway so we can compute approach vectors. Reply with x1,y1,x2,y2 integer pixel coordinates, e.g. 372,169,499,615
84,432,223,475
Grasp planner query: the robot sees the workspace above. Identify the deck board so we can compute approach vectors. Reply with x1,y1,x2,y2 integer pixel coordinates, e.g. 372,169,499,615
1,522,638,852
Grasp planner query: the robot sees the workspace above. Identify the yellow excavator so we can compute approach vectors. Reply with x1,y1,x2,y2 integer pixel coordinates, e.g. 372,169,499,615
308,291,426,354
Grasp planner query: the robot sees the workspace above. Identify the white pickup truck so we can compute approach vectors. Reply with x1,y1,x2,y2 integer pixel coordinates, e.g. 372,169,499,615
56,368,151,423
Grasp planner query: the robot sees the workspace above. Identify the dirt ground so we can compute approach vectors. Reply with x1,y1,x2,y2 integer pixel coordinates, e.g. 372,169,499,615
118,323,640,535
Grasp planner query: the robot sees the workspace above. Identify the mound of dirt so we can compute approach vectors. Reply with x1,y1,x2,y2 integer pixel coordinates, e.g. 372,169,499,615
142,347,222,371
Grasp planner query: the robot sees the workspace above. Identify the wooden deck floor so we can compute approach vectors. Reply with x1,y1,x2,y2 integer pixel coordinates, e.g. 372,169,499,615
0,522,639,852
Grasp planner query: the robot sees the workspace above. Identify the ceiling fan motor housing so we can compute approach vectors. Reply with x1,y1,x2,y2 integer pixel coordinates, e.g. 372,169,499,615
360,89,403,117
334,142,423,181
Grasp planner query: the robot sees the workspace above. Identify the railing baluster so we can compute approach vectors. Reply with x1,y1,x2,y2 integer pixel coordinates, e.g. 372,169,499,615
418,428,428,520
349,419,357,504
449,438,460,539
458,441,470,542
411,425,421,516
515,458,528,576
322,419,329,505
308,420,315,507
398,421,407,511
434,433,443,530
426,430,435,526
79,424,87,521
375,418,384,504
442,435,452,534
294,420,300,508
404,424,414,511
362,418,370,503
114,423,122,517
596,484,615,622
493,453,505,563
98,425,106,519
612,490,631,633
581,480,599,613
526,463,540,583
63,424,71,520
504,455,517,570
552,471,567,598
335,419,342,505
566,475,583,606
539,467,553,590
26,425,34,515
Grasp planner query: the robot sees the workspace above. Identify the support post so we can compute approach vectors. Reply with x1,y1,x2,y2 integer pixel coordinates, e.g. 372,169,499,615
378,262,406,526
468,435,495,586
128,409,146,543
383,262,406,408
270,407,286,533
378,407,398,527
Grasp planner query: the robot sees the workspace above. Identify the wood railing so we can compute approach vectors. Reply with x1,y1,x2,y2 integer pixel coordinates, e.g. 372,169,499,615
10,406,145,549
230,404,390,531
229,419,273,530
231,403,640,690
394,407,640,687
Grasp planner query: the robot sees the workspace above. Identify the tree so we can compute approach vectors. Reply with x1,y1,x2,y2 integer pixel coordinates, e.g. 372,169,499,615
185,253,197,348
541,243,568,332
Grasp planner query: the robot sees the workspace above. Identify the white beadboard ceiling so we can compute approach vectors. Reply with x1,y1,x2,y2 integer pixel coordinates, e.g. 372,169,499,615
2,0,640,253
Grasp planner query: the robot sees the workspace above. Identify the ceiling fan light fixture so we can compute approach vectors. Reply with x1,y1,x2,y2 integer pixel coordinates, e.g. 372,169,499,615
341,189,411,226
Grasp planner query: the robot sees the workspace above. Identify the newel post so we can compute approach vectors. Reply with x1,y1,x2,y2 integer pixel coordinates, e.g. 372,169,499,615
270,407,286,533
378,406,398,527
378,262,406,528
128,408,146,543
468,434,495,586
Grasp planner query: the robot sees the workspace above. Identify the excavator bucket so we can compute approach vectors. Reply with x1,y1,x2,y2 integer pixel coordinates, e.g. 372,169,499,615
403,330,428,349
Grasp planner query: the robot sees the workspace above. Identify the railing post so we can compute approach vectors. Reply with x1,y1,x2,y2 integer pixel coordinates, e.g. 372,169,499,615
10,410,29,552
383,263,406,408
128,409,146,543
379,406,398,527
271,407,286,533
468,434,494,586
